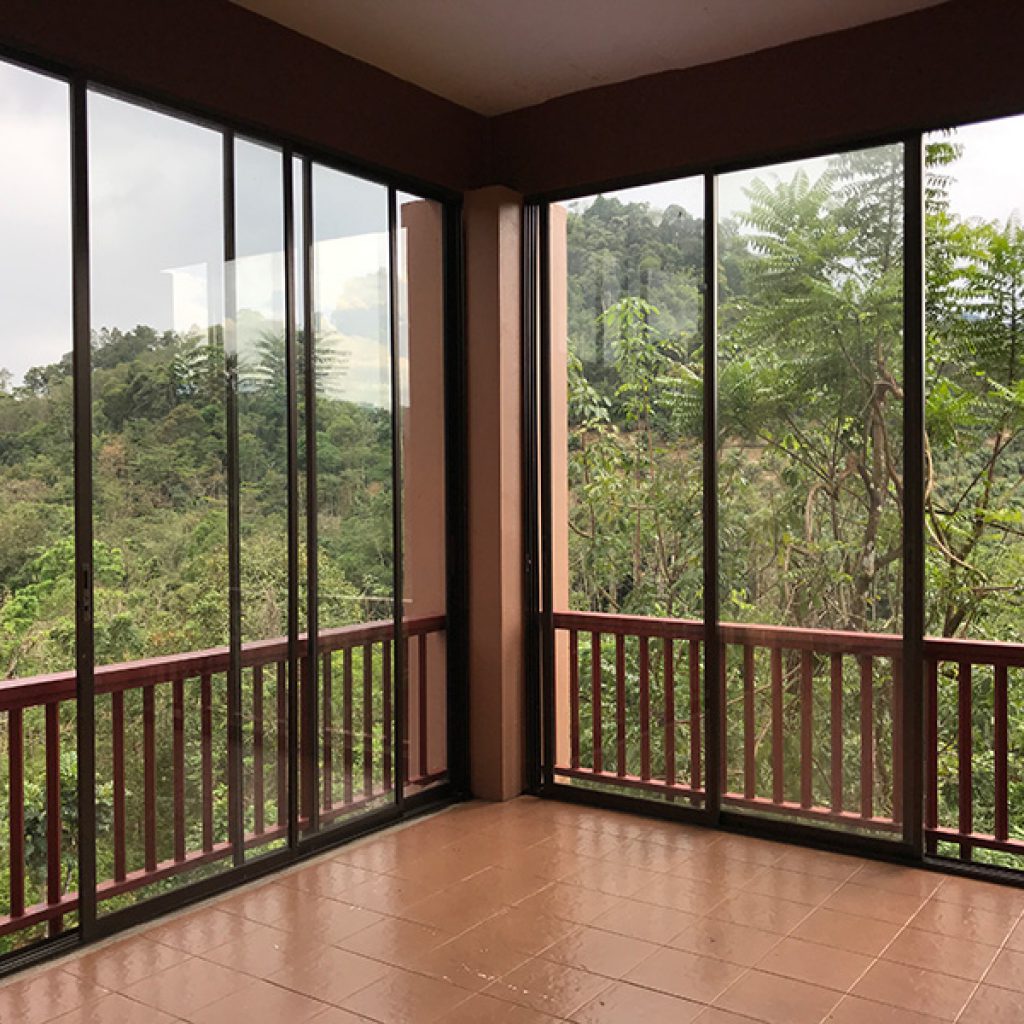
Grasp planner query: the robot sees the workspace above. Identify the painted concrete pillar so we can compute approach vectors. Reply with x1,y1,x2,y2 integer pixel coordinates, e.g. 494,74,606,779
465,186,526,800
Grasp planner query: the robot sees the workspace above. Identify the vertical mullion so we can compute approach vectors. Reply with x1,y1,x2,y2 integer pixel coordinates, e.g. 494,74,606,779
282,148,300,849
224,130,244,868
302,157,320,833
703,172,722,819
387,187,407,809
72,76,97,939
902,132,926,858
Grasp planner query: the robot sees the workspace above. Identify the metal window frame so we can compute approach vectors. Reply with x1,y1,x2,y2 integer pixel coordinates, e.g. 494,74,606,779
0,45,468,977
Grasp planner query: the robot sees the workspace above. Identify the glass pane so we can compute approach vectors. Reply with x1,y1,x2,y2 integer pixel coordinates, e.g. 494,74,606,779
925,115,1024,867
233,138,289,857
88,91,231,911
397,192,448,793
552,178,706,803
309,166,393,829
0,59,75,952
718,144,905,835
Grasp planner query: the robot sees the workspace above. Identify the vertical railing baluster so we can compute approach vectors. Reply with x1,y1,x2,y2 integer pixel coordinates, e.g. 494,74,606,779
743,645,756,799
925,657,938,854
322,651,333,810
958,659,973,859
591,631,602,774
569,630,580,770
173,678,186,860
995,664,1009,842
663,638,675,787
639,635,651,781
9,708,25,919
800,651,813,810
830,654,843,815
112,691,126,880
45,701,62,935
143,685,157,873
343,646,353,804
382,639,393,792
892,655,903,825
689,638,700,792
252,666,265,836
276,660,287,828
418,633,428,781
860,656,874,820
363,643,373,796
615,633,626,777
201,673,213,852
771,646,784,805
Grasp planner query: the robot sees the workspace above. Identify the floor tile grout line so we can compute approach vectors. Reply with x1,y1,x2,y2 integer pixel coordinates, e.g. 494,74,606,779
951,901,1024,1023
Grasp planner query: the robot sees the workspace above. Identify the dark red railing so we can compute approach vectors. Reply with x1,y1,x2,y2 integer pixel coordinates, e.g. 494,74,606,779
554,610,1024,861
1,616,446,945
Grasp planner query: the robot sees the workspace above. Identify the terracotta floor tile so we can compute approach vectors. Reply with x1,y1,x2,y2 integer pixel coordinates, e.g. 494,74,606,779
537,925,659,978
709,835,786,867
62,935,190,990
188,978,326,1024
268,945,392,1006
985,947,1024,992
935,876,1024,915
342,967,469,1024
411,927,533,992
281,859,382,897
851,959,975,1020
457,865,552,906
570,980,704,1024
120,957,252,1018
773,847,864,882
667,916,781,966
201,920,328,976
908,898,1018,947
308,1009,374,1024
484,957,612,1017
604,838,694,874
1006,918,1024,952
515,882,626,925
851,862,943,898
455,906,578,957
791,907,902,956
757,935,873,991
823,882,926,925
328,875,440,918
144,905,265,953
0,970,110,1024
565,855,665,898
338,916,449,968
714,969,841,1024
882,928,997,981
633,874,734,916
50,991,180,1024
709,890,813,934
742,866,843,906
675,851,769,888
401,881,507,932
440,991,564,1023
590,898,699,944
824,995,947,1023
958,983,1024,1023
693,1010,766,1024
624,946,746,1003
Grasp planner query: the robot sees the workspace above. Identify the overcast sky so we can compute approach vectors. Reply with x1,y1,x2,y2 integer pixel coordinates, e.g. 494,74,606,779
3,57,1024,387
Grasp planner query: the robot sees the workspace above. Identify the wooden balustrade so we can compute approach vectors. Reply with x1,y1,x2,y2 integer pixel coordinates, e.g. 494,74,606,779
554,610,1024,862
0,616,446,946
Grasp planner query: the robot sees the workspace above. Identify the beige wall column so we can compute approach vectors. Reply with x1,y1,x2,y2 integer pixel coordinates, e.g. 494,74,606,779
465,186,526,800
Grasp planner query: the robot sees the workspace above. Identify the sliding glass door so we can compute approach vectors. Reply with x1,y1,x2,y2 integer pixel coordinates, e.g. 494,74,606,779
0,53,457,963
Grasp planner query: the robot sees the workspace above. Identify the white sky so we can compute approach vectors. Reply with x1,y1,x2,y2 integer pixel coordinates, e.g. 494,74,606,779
3,54,1024,386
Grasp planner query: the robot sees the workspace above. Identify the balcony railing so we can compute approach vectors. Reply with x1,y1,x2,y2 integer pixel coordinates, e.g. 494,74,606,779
0,615,446,947
553,610,1024,864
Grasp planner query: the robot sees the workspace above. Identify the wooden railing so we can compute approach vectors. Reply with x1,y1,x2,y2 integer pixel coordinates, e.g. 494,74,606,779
0,615,446,946
554,610,1024,863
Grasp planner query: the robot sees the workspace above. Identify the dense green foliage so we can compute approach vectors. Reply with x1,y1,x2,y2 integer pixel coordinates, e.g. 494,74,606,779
566,139,1024,854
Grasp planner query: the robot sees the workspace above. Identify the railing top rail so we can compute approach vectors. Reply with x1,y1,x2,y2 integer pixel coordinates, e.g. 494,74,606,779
0,614,446,712
554,608,1024,664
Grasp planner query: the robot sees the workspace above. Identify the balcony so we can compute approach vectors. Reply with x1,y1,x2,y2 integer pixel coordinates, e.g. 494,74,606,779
2,796,1022,1023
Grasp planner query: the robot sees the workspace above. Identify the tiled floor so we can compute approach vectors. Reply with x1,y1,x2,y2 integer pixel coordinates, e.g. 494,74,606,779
3,797,1024,1023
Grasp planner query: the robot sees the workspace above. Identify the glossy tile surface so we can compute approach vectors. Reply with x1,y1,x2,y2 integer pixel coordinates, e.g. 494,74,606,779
3,797,1024,1024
